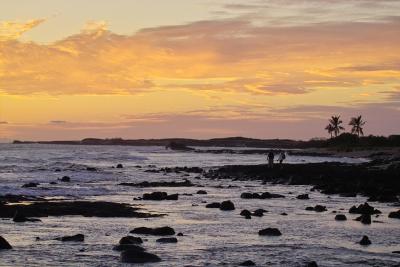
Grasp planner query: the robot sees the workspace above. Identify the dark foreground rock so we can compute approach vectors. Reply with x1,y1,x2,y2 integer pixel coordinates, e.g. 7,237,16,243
56,234,84,242
0,236,12,249
258,228,282,236
142,192,179,201
0,201,158,218
120,179,194,187
121,249,161,263
130,226,175,236
205,162,400,201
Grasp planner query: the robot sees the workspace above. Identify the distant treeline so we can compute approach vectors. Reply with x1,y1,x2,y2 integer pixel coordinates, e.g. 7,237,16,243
12,134,400,148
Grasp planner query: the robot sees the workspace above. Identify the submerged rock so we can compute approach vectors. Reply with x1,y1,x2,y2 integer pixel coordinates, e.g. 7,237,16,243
156,237,178,243
56,234,84,242
22,182,39,188
258,228,282,236
0,236,12,249
120,249,161,263
130,226,175,236
359,235,371,245
241,192,285,199
220,200,235,211
120,179,193,187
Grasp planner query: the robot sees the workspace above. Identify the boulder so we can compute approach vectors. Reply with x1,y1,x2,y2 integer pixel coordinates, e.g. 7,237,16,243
142,192,179,201
60,176,70,182
240,210,252,217
258,228,282,236
388,210,400,219
220,200,235,211
56,234,84,242
0,236,12,249
116,164,123,169
130,226,175,236
356,214,371,224
206,202,221,208
306,205,327,212
334,214,347,221
119,236,143,245
113,244,145,252
156,237,178,243
252,209,266,217
297,194,309,200
359,235,371,246
120,249,161,263
349,203,381,215
240,260,256,266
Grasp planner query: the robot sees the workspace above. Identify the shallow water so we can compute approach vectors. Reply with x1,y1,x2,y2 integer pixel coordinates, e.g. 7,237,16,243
0,144,399,267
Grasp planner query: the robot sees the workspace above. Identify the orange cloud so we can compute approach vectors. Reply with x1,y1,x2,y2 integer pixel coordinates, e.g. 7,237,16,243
0,19,46,41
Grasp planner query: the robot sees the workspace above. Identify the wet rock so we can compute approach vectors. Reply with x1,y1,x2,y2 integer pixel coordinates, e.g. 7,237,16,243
60,176,70,182
156,237,178,243
142,192,179,201
220,200,235,211
0,201,157,218
359,235,371,245
281,212,288,216
113,244,145,252
240,209,252,217
120,179,194,187
86,167,97,171
0,236,12,249
22,182,39,188
334,214,347,221
240,260,256,266
355,214,371,224
297,194,309,200
56,234,84,242
13,211,41,223
252,209,267,217
177,232,184,236
306,261,318,267
206,202,221,208
119,236,143,245
49,181,57,185
388,210,400,219
120,249,161,263
306,205,327,212
130,226,175,236
392,251,400,254
258,228,282,236
196,190,207,195
116,164,123,169
241,192,284,199
349,203,381,215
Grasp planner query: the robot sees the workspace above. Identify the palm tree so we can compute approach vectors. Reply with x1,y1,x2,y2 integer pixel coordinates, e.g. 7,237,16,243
325,124,334,138
349,115,365,136
326,115,345,137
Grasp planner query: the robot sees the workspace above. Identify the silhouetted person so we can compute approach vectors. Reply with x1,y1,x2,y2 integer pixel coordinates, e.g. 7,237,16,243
267,151,274,168
278,151,286,167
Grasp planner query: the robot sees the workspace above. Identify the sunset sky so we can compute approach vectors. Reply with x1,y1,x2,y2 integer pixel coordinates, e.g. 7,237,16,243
1,0,399,141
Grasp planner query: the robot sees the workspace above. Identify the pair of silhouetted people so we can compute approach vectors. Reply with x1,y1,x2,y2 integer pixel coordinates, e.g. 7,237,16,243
267,151,286,168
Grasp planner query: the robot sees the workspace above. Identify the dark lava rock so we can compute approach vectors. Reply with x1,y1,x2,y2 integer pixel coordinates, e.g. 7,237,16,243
13,211,41,223
359,235,371,245
0,236,12,249
388,210,400,219
306,205,327,212
56,234,84,242
252,209,267,217
392,251,400,254
177,233,184,236
240,260,256,266
356,214,371,224
120,249,161,263
49,181,57,185
297,194,309,200
60,176,70,182
130,226,175,236
334,214,347,221
306,261,318,267
86,167,97,171
241,192,284,199
196,190,207,195
119,236,143,245
0,201,157,218
281,212,288,216
156,237,178,243
349,203,381,215
220,200,235,211
142,192,179,201
258,228,282,236
22,182,39,188
206,202,221,208
116,164,123,168
240,209,252,217
120,179,193,188
113,244,145,252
